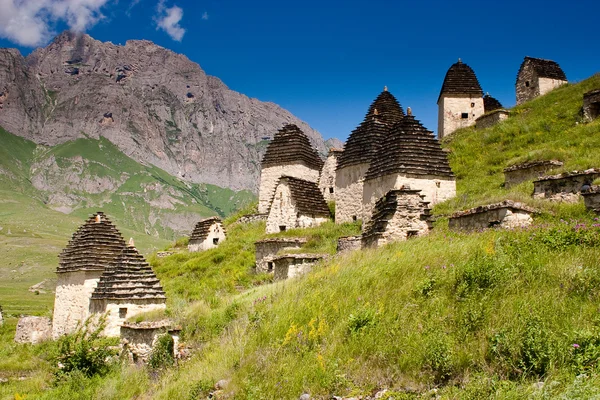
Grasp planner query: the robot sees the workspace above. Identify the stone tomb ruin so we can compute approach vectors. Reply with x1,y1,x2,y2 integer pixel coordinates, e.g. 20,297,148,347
581,188,600,214
266,176,331,234
272,253,328,280
437,59,485,138
362,108,455,223
449,201,537,231
14,316,52,344
476,94,509,129
362,189,432,248
120,320,180,363
516,57,567,105
335,87,405,224
319,148,343,202
336,236,362,253
503,160,563,188
583,89,600,121
258,124,324,214
533,169,600,202
188,217,226,252
254,237,307,273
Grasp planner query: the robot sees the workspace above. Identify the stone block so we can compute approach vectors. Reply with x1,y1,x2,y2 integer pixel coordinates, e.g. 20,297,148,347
15,316,52,344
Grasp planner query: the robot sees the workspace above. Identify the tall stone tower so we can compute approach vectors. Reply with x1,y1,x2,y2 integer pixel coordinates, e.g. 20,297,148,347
335,87,404,224
437,59,484,139
52,212,126,338
516,57,567,105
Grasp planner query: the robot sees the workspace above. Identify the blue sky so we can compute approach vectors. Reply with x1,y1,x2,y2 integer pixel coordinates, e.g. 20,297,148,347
1,0,599,141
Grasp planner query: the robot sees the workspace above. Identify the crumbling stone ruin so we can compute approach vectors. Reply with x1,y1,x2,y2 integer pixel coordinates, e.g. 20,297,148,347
120,320,180,363
15,316,52,344
516,57,567,105
336,236,362,253
53,212,166,338
583,89,600,121
90,239,167,337
362,189,432,248
266,176,330,234
335,87,405,223
362,108,455,223
533,169,600,202
437,59,484,138
271,253,327,280
476,94,509,129
581,188,600,213
231,213,268,226
255,237,307,273
258,124,324,214
449,201,537,231
188,217,226,252
503,160,563,188
319,148,343,202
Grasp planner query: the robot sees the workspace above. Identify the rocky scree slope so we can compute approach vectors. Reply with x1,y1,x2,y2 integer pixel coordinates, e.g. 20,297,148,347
0,31,334,191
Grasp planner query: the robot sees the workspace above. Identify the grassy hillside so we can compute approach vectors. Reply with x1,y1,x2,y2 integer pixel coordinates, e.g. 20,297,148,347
2,75,600,399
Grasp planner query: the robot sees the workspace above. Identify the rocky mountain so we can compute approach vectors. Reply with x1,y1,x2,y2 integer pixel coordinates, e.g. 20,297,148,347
0,31,334,192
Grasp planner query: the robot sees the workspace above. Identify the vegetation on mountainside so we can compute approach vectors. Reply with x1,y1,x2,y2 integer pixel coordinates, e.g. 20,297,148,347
2,75,600,398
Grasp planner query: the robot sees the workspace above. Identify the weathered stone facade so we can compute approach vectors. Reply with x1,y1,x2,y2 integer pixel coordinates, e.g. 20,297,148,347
582,187,600,213
266,176,330,234
120,321,180,363
533,169,600,201
335,88,405,224
516,57,567,105
437,60,484,138
448,201,537,231
319,148,343,202
254,237,307,273
336,236,362,253
272,254,327,280
233,213,268,225
476,109,510,129
15,316,52,344
258,124,323,214
362,189,432,248
188,217,226,252
583,89,600,121
503,160,563,188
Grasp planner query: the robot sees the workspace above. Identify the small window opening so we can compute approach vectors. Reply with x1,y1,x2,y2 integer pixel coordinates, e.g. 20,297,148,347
352,215,357,222
589,102,600,120
279,225,286,232
119,308,127,318
461,113,469,119
435,181,441,188
213,238,219,245
267,262,274,271
297,212,301,218
329,187,334,194
407,231,419,239
470,102,475,107
525,81,530,87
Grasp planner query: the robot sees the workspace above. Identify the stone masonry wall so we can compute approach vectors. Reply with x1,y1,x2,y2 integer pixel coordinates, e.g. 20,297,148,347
533,171,600,201
266,182,327,233
504,161,563,188
516,67,538,105
583,90,600,121
336,236,362,253
582,190,600,213
188,223,226,252
318,152,339,202
273,256,324,280
538,77,567,97
335,163,369,223
362,174,456,223
437,95,485,138
255,239,307,272
449,208,533,231
258,164,320,214
15,316,52,344
476,110,509,130
52,270,103,338
90,299,167,337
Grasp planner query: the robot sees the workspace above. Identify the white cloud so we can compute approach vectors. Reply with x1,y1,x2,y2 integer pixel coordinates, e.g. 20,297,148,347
201,11,207,20
155,0,185,42
0,0,111,47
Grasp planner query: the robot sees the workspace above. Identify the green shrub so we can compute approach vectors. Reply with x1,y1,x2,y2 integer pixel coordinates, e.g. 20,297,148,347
519,317,554,377
148,333,175,370
570,329,600,374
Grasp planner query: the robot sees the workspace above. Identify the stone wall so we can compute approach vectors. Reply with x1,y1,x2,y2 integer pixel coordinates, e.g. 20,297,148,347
258,163,320,214
583,89,600,121
516,67,538,105
272,254,326,280
449,202,536,231
582,189,600,213
233,213,268,225
120,321,180,363
475,109,509,129
335,163,369,223
362,174,456,223
188,222,226,252
318,152,340,202
266,181,328,234
504,160,563,188
90,299,167,337
52,269,103,338
533,170,600,201
538,77,567,97
255,238,307,273
336,236,362,253
15,316,52,344
437,95,485,138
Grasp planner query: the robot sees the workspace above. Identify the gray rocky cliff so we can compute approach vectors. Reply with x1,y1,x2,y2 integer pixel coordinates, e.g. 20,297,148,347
0,31,328,191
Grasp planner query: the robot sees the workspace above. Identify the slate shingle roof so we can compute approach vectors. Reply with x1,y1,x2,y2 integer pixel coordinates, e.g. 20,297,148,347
483,94,503,113
364,112,454,180
261,124,323,170
57,212,126,273
280,176,330,217
91,244,166,301
189,217,224,242
518,57,567,82
438,60,483,101
366,89,405,125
